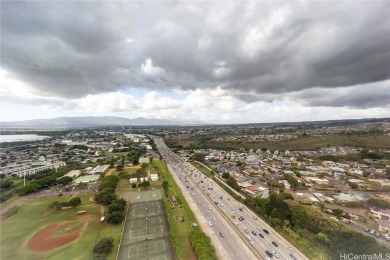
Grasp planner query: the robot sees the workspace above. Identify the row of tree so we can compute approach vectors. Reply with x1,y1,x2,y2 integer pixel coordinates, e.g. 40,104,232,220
94,175,126,225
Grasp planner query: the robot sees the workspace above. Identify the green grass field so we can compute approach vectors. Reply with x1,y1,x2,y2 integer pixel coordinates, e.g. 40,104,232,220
152,160,197,260
171,133,390,151
0,194,122,260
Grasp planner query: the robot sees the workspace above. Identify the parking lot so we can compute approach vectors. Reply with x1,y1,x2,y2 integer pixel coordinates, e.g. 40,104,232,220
117,189,175,260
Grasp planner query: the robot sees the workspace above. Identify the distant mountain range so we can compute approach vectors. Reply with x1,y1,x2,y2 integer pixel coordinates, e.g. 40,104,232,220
0,116,182,128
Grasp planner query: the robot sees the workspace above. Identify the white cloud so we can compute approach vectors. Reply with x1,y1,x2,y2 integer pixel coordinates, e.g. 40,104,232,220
140,58,165,78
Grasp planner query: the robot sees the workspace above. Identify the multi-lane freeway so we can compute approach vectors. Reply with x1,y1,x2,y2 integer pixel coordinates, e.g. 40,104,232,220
153,136,309,260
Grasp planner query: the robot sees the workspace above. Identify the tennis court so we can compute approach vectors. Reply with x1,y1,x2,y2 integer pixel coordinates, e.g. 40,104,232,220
117,189,175,260
118,237,175,260
120,189,162,203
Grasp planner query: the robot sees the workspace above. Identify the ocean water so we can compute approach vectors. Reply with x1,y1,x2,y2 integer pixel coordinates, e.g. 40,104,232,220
0,134,50,143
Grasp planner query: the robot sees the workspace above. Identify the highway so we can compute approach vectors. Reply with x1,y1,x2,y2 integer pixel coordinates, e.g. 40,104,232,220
155,137,257,259
153,136,309,260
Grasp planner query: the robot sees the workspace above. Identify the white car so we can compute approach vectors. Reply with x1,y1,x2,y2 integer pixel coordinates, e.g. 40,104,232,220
208,206,212,210
272,251,279,258
234,222,238,226
209,221,212,226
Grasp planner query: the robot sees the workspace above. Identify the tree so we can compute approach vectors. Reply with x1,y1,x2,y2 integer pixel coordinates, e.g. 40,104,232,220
17,183,42,195
290,204,308,228
284,174,298,189
0,180,13,189
362,171,371,178
141,163,149,169
162,180,168,195
106,211,125,224
107,200,126,214
68,197,82,208
57,176,73,185
317,232,330,244
47,201,62,212
94,188,117,205
267,178,280,187
333,209,344,219
92,237,114,254
193,153,206,162
222,172,229,179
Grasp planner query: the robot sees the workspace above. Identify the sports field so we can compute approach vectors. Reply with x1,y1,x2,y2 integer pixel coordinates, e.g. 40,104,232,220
0,194,122,260
118,189,175,260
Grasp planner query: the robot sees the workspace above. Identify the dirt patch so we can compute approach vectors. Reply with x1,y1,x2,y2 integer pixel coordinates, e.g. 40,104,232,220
174,215,184,222
27,223,82,252
89,197,94,202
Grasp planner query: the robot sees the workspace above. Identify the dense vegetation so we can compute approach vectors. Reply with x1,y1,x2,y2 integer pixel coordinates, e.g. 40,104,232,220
245,193,389,258
95,175,126,224
189,228,218,260
166,133,390,151
318,149,390,162
92,237,114,260
17,168,68,195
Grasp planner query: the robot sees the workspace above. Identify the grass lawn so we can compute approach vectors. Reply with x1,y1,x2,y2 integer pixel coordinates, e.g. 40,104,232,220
0,193,122,260
152,159,197,260
170,133,390,151
278,228,330,260
190,161,214,177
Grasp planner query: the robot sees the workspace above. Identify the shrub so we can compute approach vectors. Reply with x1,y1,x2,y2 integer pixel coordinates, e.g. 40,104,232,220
92,237,114,255
106,211,125,224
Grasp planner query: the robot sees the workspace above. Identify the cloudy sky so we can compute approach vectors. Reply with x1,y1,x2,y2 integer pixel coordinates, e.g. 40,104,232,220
1,1,389,124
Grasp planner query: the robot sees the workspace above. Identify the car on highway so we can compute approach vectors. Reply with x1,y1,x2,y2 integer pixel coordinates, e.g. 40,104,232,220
272,251,279,258
263,229,270,234
258,233,264,238
289,253,297,259
234,222,238,226
208,206,212,210
198,201,201,205
209,221,212,226
252,230,257,236
272,241,278,247
287,246,294,252
244,228,249,234
265,250,273,257
219,232,224,237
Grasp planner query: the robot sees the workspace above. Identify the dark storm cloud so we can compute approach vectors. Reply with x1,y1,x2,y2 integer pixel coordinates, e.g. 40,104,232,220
1,1,389,107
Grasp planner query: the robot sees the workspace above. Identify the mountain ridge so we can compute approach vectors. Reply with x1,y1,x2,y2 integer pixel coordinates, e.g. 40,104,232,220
0,116,182,127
